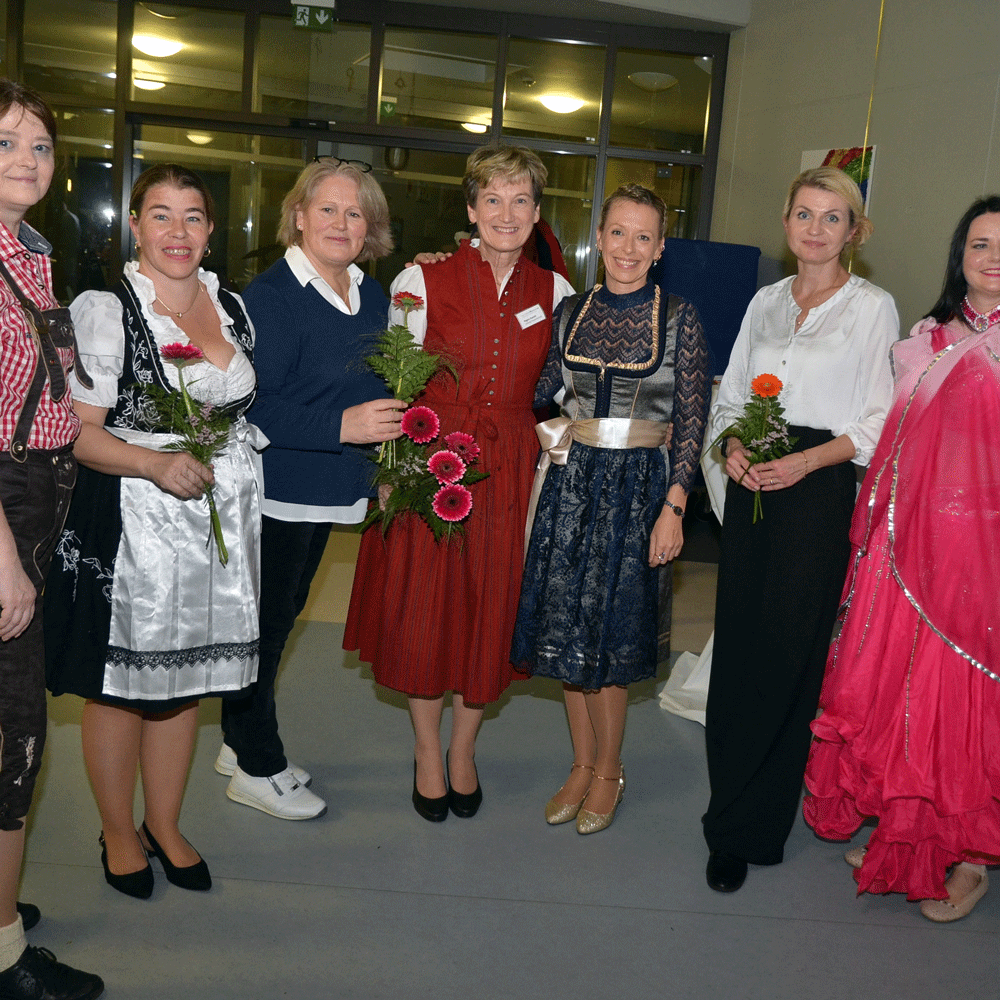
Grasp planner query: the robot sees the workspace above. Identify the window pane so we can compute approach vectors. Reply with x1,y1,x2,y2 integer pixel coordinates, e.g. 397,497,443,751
503,38,604,144
26,109,116,303
536,151,597,292
256,16,370,124
134,126,305,288
378,28,497,134
611,50,712,154
604,157,701,240
131,3,244,112
24,0,117,102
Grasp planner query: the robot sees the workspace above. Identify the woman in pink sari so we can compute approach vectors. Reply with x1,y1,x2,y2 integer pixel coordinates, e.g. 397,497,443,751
804,196,1000,922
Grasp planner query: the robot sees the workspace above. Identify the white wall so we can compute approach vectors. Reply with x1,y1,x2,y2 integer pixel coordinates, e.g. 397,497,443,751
711,0,1000,331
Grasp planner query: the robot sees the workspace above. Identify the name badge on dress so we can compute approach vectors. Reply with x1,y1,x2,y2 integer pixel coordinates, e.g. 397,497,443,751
516,304,545,329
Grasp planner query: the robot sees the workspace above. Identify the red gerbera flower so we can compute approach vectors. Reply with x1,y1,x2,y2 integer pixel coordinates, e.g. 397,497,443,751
432,484,473,522
427,450,466,484
400,405,440,443
391,291,425,311
161,342,204,364
444,431,480,461
750,373,783,398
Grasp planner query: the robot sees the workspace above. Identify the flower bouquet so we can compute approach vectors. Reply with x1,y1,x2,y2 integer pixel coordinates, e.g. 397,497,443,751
361,291,488,541
143,343,233,565
713,373,797,524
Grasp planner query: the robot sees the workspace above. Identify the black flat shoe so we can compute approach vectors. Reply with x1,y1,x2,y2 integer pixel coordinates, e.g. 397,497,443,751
412,761,448,822
140,822,212,891
15,902,40,932
99,833,153,899
446,752,482,819
706,850,748,893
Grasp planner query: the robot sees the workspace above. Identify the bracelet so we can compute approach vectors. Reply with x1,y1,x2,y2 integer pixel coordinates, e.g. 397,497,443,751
801,451,809,475
664,501,684,518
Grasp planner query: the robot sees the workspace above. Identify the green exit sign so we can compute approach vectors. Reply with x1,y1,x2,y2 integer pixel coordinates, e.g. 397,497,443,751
293,5,334,31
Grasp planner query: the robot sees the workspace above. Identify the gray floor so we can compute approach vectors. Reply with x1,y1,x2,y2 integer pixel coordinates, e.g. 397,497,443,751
24,592,1000,998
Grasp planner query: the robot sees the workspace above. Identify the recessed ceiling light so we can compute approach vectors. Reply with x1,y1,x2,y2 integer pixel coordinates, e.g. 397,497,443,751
133,78,166,91
186,132,213,145
539,94,584,114
132,34,183,57
461,122,488,133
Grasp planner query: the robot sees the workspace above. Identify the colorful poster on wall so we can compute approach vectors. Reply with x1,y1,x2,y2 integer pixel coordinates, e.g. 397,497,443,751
800,146,876,212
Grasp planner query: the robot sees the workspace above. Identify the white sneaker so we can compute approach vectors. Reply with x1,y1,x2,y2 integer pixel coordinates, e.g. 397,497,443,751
226,766,327,820
215,743,312,787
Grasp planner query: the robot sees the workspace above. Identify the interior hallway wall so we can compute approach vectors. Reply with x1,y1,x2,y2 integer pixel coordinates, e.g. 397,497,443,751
711,0,1000,331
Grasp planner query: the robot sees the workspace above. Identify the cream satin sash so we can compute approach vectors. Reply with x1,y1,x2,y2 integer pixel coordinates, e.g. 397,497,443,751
524,416,673,553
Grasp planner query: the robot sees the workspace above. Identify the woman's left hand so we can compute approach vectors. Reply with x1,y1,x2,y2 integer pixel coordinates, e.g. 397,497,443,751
753,451,808,491
648,506,684,567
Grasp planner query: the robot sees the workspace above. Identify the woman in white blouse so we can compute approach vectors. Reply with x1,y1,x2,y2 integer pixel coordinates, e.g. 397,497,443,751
701,167,899,894
45,164,263,898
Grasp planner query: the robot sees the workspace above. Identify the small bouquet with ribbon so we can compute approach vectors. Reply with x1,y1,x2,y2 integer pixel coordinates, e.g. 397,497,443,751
713,373,797,524
144,343,233,564
361,292,487,541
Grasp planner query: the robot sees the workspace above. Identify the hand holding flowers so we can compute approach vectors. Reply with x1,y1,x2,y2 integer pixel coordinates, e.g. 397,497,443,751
144,343,234,565
714,373,798,523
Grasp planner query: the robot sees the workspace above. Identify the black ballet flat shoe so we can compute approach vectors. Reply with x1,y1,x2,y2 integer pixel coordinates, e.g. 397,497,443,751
15,902,40,932
140,822,212,891
412,761,449,823
446,752,483,819
99,833,154,899
706,850,748,893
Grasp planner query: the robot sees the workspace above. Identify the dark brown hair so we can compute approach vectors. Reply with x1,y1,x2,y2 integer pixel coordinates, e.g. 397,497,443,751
0,79,56,144
129,163,215,227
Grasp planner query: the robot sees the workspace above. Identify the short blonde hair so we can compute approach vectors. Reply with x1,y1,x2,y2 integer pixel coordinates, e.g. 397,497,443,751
462,146,547,208
783,167,873,246
277,160,393,261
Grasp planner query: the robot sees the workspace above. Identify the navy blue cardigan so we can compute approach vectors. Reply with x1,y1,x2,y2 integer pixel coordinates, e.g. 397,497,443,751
244,259,389,509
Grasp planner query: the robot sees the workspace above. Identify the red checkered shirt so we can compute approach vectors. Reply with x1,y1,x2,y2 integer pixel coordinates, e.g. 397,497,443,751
0,221,81,452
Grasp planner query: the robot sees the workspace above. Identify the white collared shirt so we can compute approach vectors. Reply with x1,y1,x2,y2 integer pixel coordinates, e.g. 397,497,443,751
284,244,364,316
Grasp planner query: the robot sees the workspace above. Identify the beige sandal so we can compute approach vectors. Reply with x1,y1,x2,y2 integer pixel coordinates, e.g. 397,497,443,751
545,763,594,825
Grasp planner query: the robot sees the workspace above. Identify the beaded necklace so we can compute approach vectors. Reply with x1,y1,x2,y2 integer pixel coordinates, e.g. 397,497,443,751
960,296,1000,333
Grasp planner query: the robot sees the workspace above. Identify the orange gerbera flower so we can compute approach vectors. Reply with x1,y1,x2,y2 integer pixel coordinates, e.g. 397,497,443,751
751,373,783,398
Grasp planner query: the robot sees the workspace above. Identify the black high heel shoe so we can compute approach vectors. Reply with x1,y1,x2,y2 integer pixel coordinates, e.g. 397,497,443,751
140,822,212,891
412,761,449,822
99,833,153,899
446,752,483,819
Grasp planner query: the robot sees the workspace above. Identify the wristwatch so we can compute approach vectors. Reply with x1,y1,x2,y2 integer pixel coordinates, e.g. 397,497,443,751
665,501,684,517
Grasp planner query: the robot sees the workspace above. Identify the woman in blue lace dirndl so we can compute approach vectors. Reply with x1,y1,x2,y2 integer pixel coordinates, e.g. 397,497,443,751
512,185,711,833
45,164,264,898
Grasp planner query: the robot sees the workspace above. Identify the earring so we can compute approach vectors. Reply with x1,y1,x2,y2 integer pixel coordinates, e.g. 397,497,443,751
202,245,212,258
134,242,141,254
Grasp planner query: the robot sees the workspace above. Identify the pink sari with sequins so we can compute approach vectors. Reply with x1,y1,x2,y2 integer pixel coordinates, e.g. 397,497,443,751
803,317,1000,901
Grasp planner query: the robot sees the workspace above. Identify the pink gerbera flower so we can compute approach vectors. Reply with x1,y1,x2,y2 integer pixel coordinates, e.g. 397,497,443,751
400,405,440,444
444,431,480,461
161,342,204,365
432,484,472,522
427,450,466,484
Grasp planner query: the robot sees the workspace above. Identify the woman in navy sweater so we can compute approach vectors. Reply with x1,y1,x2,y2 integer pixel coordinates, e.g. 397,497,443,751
217,159,404,820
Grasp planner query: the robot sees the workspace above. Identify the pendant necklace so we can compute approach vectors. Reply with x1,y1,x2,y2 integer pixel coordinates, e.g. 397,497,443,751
960,296,1000,333
154,282,202,319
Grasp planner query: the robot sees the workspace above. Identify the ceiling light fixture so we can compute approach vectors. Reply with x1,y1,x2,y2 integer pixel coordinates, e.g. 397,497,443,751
133,78,166,91
461,122,488,134
186,132,213,145
628,72,678,93
132,34,183,57
539,94,584,114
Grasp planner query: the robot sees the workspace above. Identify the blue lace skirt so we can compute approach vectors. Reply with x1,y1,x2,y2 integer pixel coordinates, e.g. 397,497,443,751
511,442,670,688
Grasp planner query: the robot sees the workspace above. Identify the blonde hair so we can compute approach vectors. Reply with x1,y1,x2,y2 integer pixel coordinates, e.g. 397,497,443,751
277,160,393,261
462,146,547,207
598,183,668,241
783,167,872,246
